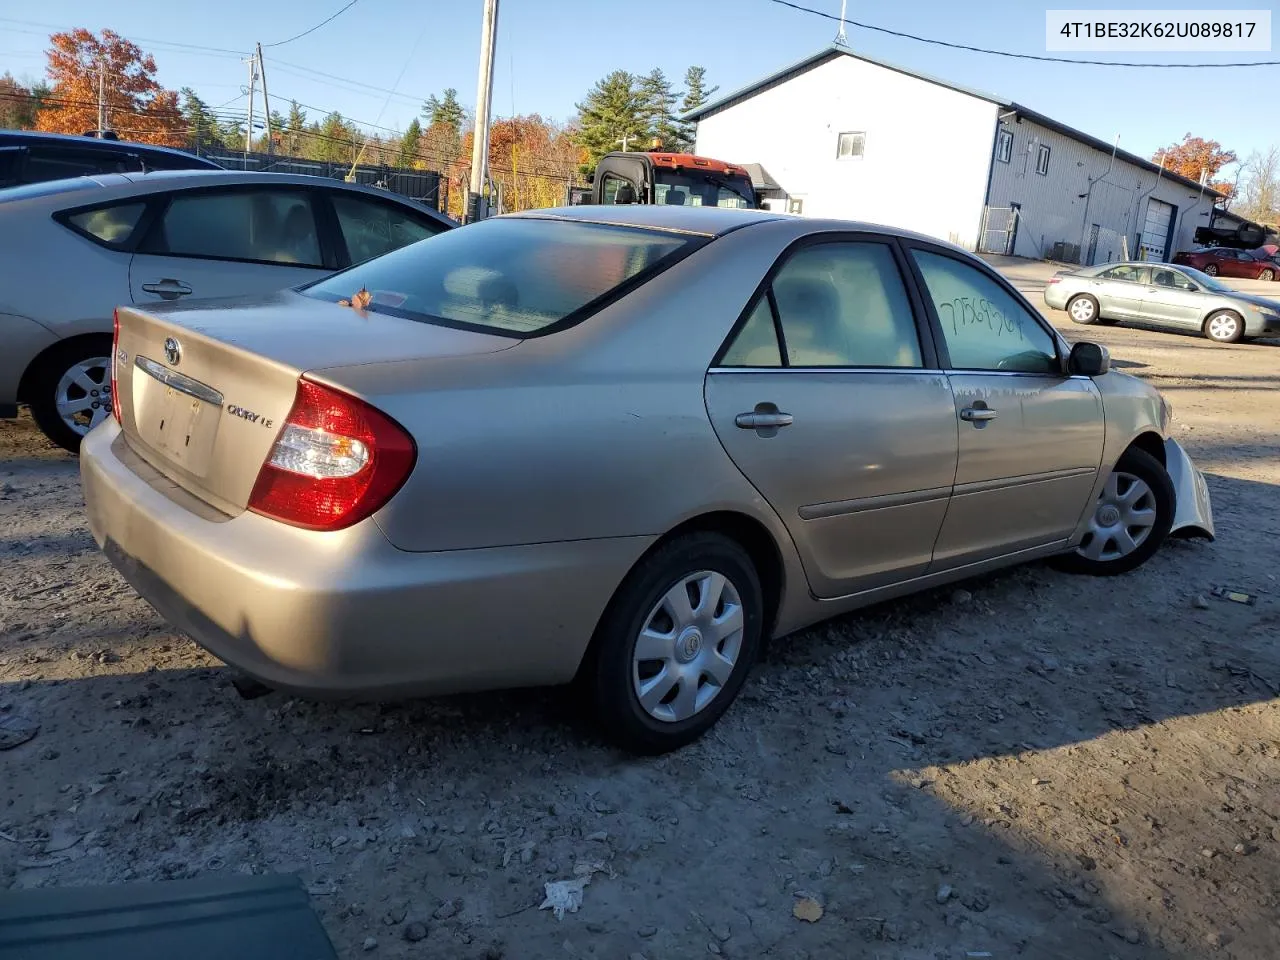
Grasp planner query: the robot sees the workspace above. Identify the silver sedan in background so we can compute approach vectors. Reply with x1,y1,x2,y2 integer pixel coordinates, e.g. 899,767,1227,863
1044,261,1280,343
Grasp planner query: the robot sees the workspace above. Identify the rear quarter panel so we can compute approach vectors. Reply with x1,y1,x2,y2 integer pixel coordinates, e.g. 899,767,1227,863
316,219,823,634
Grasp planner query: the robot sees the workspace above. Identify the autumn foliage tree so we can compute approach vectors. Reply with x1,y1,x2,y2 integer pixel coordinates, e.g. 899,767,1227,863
36,29,184,146
1152,134,1238,197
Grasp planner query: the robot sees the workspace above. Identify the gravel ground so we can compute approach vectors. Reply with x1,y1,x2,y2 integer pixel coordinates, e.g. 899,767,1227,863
1,295,1278,960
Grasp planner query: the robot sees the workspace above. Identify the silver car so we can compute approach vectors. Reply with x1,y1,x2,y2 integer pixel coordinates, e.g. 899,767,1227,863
79,207,1214,753
0,170,454,451
1044,260,1280,343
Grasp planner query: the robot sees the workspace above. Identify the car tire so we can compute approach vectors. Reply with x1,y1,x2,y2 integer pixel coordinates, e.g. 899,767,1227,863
1202,310,1244,344
1066,294,1101,325
1052,447,1174,577
583,532,764,754
26,337,114,453
1203,264,1219,276
1259,268,1276,282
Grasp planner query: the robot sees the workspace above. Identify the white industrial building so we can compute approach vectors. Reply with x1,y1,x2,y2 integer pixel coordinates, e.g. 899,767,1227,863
688,46,1225,265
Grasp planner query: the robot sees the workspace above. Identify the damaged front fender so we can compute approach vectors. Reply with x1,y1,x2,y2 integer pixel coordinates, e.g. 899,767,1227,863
1166,438,1215,541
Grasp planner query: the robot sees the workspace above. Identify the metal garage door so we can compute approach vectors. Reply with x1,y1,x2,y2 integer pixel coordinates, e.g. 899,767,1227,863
1140,199,1175,261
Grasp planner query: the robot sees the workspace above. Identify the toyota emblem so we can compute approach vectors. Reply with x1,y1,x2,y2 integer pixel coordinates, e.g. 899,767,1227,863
163,337,181,366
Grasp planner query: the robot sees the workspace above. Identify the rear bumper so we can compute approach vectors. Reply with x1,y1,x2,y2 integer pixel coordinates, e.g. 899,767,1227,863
80,421,652,697
1165,438,1214,541
1042,286,1069,310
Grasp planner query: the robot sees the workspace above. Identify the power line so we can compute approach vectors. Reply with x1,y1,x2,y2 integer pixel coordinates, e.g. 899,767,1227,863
766,0,1280,68
263,0,363,49
267,59,423,106
0,17,247,57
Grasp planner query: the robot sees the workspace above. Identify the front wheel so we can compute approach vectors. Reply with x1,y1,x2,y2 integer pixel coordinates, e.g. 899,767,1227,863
1259,268,1275,282
583,532,764,754
1203,310,1244,344
1067,294,1101,325
1053,447,1174,576
1203,263,1219,276
27,338,114,453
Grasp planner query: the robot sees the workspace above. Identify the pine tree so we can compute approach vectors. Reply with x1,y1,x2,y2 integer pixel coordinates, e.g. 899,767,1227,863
399,117,422,168
423,88,464,131
284,101,307,155
675,65,717,151
574,71,645,174
638,68,680,151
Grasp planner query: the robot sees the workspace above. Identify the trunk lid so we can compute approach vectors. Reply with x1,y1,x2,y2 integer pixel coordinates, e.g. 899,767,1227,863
115,290,516,514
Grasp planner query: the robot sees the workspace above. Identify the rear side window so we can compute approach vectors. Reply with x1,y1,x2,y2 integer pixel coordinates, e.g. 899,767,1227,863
719,241,923,368
65,202,147,246
25,148,133,183
303,217,700,337
141,189,322,266
331,194,442,264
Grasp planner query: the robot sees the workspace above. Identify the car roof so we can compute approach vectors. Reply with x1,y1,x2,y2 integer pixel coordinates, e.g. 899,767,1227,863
0,129,219,165
3,168,455,223
513,205,964,248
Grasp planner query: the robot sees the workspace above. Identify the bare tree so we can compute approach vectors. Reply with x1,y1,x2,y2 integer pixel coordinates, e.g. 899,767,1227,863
1237,146,1280,225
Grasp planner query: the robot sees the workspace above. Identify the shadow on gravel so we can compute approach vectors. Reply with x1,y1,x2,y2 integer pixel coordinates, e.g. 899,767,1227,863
1,482,1276,959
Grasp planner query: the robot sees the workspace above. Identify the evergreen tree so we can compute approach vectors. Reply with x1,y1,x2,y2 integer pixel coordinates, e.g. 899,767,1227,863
423,88,464,131
284,100,307,155
179,87,218,152
675,65,717,150
398,117,422,167
638,68,680,151
574,70,644,174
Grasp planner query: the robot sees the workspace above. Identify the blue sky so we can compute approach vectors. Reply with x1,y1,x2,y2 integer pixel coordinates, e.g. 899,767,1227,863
3,0,1276,174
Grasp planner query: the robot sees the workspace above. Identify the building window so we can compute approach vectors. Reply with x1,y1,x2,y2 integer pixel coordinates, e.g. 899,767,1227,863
1036,144,1051,176
836,131,865,160
787,197,804,215
995,128,1013,163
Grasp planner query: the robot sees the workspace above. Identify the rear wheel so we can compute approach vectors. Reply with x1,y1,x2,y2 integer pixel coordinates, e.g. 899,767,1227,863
1054,447,1173,577
27,338,114,453
1203,310,1244,344
583,532,763,754
1259,268,1275,282
1067,294,1101,325
1203,263,1219,276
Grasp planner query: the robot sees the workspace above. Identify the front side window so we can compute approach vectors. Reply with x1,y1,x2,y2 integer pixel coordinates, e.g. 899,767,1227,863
995,128,1013,163
836,131,865,160
911,249,1059,374
65,202,147,246
142,189,322,266
719,242,922,369
303,217,700,337
1101,264,1147,283
601,175,634,204
1036,144,1051,175
332,194,442,264
1151,267,1196,291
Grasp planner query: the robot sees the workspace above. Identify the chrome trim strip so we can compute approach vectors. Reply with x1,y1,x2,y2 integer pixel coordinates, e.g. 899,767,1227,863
134,355,224,407
707,367,1091,380
799,485,951,520
952,466,1095,497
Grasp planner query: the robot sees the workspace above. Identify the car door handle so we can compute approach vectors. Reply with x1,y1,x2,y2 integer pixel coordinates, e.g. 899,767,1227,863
141,279,193,299
735,411,794,429
959,407,998,422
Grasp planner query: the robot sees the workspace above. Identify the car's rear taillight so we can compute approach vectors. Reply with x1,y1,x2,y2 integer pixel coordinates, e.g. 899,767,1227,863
1047,277,1060,284
110,308,122,424
248,378,416,531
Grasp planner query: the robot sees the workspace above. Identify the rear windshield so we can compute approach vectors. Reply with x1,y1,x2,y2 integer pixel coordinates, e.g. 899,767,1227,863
301,216,704,337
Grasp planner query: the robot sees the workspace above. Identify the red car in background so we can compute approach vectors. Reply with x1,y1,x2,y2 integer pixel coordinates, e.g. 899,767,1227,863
1172,247,1278,280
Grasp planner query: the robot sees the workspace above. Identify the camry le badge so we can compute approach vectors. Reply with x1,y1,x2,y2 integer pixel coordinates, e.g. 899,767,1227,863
164,337,181,366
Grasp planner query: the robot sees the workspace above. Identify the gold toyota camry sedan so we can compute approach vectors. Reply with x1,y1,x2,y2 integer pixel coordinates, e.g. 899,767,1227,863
80,205,1214,753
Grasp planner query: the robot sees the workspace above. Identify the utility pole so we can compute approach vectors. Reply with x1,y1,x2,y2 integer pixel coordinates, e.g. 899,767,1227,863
244,54,257,159
96,58,106,134
834,0,849,46
467,0,500,222
615,135,633,151
256,43,273,155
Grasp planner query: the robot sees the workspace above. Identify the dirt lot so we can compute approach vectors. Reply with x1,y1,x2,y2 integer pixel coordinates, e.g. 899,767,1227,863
2,288,1278,960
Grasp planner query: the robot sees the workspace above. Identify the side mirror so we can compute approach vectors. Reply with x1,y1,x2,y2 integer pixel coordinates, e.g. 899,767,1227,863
1068,341,1111,377
1186,283,1199,292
